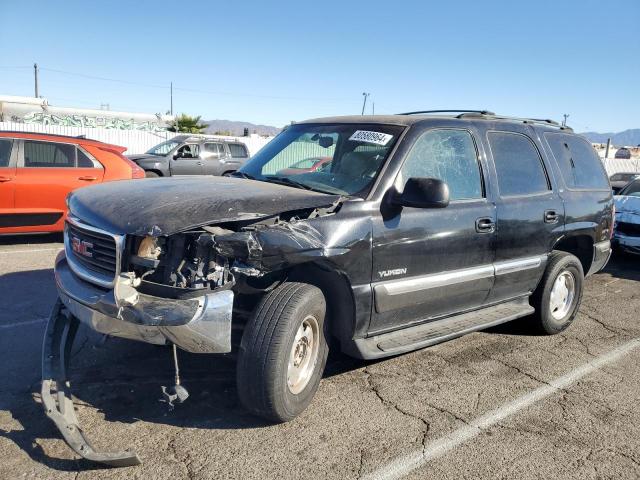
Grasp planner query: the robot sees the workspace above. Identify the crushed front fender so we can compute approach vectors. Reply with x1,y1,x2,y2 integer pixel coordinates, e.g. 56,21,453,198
41,300,141,468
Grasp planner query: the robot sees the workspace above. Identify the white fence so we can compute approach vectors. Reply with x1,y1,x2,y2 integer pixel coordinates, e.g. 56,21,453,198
601,156,640,176
0,121,273,156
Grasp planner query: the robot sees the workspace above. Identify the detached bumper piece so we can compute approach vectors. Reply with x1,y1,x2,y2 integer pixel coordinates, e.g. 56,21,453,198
41,300,141,468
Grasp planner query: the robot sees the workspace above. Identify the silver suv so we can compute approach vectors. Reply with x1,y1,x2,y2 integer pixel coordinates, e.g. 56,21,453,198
128,135,250,177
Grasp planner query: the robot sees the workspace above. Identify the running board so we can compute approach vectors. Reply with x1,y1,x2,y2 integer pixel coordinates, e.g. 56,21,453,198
352,298,534,359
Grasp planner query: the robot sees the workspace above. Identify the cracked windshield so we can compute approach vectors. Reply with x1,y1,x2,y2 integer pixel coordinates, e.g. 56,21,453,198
238,124,404,196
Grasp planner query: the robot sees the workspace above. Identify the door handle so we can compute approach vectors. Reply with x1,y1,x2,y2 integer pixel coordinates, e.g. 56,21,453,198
544,210,560,224
0,176,12,182
78,176,97,181
196,162,204,166
475,217,495,233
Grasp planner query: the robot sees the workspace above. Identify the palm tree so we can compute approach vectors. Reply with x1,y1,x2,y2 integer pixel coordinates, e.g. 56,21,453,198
167,114,208,133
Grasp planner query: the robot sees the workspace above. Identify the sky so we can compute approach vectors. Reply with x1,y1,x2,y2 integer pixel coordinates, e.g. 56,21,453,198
0,0,638,132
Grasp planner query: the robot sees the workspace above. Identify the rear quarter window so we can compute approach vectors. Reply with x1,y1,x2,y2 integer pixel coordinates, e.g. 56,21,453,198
544,133,609,190
228,143,248,158
77,148,97,168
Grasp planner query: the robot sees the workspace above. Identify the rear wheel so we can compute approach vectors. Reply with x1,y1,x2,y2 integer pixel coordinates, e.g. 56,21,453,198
236,282,328,422
531,251,584,334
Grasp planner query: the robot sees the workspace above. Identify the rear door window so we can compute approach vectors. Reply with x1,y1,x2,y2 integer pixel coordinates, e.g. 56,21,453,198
204,143,225,157
488,132,550,196
23,141,76,168
398,129,484,201
0,139,13,167
544,133,609,190
228,143,248,158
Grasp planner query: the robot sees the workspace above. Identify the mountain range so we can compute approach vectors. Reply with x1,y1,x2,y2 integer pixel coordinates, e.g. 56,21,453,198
204,119,281,137
580,129,640,146
202,119,640,146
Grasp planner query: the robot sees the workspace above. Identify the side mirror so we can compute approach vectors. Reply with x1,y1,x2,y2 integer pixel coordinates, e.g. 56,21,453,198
173,151,183,160
392,177,450,208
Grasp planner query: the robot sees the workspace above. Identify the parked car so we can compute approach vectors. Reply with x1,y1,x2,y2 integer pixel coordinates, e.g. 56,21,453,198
128,135,250,177
613,178,640,254
0,131,144,234
43,111,613,466
277,156,332,175
615,147,632,159
609,171,640,194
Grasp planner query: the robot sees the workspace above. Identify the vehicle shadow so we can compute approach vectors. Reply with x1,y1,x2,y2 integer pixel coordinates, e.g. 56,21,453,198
601,250,640,281
8,250,635,470
0,268,58,324
1,319,371,471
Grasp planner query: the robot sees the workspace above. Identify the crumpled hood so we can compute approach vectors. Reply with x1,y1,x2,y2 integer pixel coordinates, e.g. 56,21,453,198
68,176,340,236
614,195,640,224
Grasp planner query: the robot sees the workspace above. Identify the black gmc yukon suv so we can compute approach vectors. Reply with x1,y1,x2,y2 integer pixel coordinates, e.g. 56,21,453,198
44,111,613,466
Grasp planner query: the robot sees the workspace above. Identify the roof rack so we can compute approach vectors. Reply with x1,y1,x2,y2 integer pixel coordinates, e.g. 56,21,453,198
475,114,573,131
396,110,572,131
398,109,496,116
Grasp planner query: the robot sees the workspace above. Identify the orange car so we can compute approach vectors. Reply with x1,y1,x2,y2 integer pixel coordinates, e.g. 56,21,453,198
0,131,145,234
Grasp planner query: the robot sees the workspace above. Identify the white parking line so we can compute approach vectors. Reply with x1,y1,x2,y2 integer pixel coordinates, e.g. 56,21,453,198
0,317,48,330
0,247,62,255
363,337,640,480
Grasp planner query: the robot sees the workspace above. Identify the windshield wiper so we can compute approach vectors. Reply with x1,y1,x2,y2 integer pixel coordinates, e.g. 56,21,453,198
263,175,315,191
231,171,256,180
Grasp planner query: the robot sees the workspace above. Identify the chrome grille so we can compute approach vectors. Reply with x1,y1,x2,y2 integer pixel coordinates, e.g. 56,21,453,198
64,217,124,288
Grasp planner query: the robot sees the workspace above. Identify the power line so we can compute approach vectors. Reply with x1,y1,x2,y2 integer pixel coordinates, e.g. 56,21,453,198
172,85,355,103
0,65,32,69
39,67,168,89
35,66,356,103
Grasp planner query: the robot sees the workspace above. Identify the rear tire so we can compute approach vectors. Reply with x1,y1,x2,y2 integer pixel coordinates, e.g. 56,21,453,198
531,251,584,334
237,282,328,422
145,171,160,178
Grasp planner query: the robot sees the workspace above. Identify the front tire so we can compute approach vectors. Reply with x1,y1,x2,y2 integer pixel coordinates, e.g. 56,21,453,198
237,282,328,422
531,251,584,334
145,170,160,178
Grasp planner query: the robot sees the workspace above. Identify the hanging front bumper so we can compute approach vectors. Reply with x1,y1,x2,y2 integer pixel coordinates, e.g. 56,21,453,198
41,301,142,467
54,251,234,354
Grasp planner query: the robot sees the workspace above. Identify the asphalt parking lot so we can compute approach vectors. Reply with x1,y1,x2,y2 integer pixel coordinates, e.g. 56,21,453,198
1,235,639,479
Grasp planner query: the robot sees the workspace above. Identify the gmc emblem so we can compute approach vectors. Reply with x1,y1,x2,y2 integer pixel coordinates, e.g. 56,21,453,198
71,236,93,258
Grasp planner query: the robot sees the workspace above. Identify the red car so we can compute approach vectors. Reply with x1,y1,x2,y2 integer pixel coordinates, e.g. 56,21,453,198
0,131,145,234
277,156,332,175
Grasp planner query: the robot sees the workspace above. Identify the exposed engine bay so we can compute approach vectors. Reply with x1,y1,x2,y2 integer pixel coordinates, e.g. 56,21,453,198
123,201,343,301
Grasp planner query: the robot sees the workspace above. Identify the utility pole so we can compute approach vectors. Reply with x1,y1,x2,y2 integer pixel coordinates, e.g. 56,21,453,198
34,63,39,98
170,82,174,116
361,92,370,115
372,101,375,115
562,113,569,127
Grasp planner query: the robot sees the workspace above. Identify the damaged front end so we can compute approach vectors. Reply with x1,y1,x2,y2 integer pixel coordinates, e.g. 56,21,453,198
44,199,344,467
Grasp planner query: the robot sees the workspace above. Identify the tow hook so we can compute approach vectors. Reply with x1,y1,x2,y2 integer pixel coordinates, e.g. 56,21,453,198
161,344,190,409
41,300,141,467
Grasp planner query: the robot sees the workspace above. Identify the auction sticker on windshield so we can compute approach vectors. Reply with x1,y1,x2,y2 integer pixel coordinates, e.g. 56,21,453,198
349,130,394,146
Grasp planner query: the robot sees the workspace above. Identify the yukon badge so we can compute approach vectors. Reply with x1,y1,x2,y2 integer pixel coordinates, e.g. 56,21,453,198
378,268,407,278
